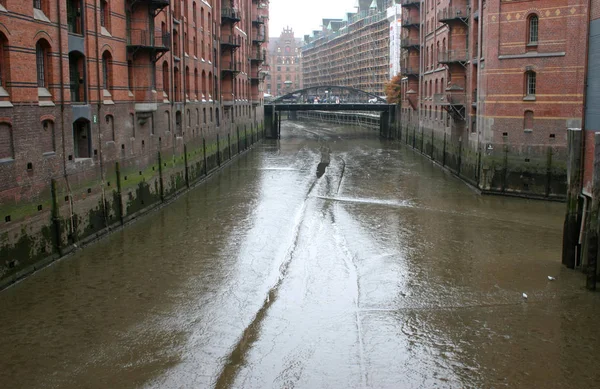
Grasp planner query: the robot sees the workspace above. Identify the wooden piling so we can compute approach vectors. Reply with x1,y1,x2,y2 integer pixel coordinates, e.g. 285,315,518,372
585,133,600,289
562,128,583,269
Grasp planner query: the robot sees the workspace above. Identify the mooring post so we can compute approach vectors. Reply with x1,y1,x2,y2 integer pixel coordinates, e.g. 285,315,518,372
203,138,208,176
562,128,583,269
586,133,600,289
545,146,553,197
217,134,221,167
50,178,62,255
183,144,190,188
115,161,125,224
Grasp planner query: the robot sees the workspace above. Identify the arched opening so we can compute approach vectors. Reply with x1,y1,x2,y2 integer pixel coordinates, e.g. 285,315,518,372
201,70,207,100
175,110,182,136
105,115,115,141
528,15,539,45
0,122,14,160
165,110,171,133
42,119,55,153
36,39,52,89
162,61,169,99
101,50,113,94
174,66,180,101
0,32,10,95
73,119,91,159
216,108,220,126
525,70,536,97
185,66,190,99
69,51,86,103
208,71,213,99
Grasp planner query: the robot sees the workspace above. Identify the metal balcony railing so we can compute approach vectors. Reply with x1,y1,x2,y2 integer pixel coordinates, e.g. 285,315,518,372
401,15,420,28
434,93,466,106
127,30,171,50
438,6,469,23
399,0,420,7
250,49,266,62
438,49,468,64
400,38,420,49
222,61,242,73
221,7,241,22
252,32,266,43
402,67,419,76
221,35,242,47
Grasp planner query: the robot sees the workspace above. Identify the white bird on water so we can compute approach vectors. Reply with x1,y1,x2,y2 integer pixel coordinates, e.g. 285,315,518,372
522,293,528,299
548,276,556,281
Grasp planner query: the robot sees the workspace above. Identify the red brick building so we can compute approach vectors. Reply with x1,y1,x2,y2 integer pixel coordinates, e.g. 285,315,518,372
266,27,303,98
400,0,588,197
0,0,269,286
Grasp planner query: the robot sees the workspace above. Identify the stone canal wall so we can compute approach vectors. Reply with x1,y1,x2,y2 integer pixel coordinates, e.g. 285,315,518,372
401,124,567,201
295,111,567,200
0,120,265,290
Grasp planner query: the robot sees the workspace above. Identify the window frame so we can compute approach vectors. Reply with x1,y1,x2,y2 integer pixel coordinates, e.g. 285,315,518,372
525,70,536,98
528,15,539,45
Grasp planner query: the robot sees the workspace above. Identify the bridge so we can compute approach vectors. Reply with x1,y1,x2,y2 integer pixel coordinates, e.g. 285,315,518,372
264,86,398,139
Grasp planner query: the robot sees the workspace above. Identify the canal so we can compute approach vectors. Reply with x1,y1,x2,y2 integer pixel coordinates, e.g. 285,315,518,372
1,120,599,389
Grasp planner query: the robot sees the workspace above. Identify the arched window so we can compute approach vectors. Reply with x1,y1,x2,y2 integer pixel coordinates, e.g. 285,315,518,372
165,111,171,133
162,61,169,98
524,110,534,130
194,68,199,100
102,51,112,93
203,107,206,124
100,0,110,31
173,29,179,57
0,33,9,93
208,71,213,98
175,110,182,136
42,119,55,152
174,66,180,101
528,15,539,44
201,70,207,100
73,119,91,158
36,39,51,88
0,122,14,160
185,66,190,98
525,70,536,97
105,115,115,141
192,2,197,25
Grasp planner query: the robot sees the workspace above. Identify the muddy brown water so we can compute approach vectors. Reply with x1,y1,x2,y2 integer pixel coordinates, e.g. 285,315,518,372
1,120,599,389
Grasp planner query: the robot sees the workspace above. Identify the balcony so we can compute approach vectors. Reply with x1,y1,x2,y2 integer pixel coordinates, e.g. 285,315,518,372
222,7,241,23
434,93,466,106
222,61,242,75
252,15,267,25
401,15,419,29
401,67,419,77
221,35,241,49
438,7,469,23
400,38,420,50
438,49,468,64
252,32,266,44
127,29,171,54
400,0,420,8
250,49,266,63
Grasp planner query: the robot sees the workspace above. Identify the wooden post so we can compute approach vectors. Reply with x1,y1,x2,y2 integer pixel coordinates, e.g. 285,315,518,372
50,179,62,255
203,138,208,176
217,134,221,167
545,146,553,197
457,138,463,176
585,133,600,289
115,161,125,224
183,144,190,188
442,132,447,166
562,128,583,269
502,145,509,192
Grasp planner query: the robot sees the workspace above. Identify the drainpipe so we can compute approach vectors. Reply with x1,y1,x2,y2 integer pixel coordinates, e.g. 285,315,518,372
475,0,483,183
56,0,76,239
94,0,108,228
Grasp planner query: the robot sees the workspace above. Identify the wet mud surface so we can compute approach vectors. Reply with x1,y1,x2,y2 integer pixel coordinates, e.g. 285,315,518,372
1,121,599,389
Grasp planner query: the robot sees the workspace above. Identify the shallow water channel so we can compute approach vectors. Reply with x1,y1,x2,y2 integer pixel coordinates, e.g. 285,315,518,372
1,120,599,389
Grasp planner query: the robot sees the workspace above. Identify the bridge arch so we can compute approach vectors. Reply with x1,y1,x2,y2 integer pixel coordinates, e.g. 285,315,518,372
271,85,387,105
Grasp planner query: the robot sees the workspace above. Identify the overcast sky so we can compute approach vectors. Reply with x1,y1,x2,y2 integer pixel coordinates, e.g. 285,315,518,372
268,0,357,39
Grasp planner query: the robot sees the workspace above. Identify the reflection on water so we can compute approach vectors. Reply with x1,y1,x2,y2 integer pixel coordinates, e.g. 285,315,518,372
0,120,599,389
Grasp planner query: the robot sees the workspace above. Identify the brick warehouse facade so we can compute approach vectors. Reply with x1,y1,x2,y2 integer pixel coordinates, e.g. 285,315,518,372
266,27,302,98
301,0,390,97
0,0,269,287
400,0,588,198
